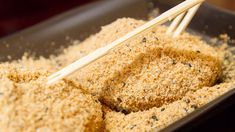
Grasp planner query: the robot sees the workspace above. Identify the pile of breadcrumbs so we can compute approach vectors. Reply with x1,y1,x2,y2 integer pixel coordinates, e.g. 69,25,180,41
0,18,234,132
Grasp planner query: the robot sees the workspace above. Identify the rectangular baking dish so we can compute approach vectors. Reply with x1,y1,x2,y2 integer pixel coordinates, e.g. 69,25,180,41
0,0,234,131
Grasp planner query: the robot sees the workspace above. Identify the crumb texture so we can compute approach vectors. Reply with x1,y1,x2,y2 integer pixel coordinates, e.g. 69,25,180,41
104,82,235,132
0,18,234,132
0,64,103,132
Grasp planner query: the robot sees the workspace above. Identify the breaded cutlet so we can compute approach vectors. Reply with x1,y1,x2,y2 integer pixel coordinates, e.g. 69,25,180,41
71,18,221,112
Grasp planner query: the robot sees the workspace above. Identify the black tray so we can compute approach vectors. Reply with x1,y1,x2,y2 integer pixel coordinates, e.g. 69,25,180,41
0,0,235,131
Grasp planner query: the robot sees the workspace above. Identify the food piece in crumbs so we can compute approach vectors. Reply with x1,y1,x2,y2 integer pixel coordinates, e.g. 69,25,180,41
71,18,222,112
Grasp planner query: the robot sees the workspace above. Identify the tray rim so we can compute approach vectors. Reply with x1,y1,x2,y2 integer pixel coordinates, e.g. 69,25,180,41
0,0,235,131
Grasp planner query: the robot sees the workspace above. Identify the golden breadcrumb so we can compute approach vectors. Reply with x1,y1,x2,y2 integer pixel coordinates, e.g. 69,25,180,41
0,18,234,131
0,64,103,132
104,82,235,132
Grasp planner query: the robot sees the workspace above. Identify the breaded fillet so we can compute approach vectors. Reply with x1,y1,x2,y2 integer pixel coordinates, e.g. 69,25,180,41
0,64,103,132
72,18,221,112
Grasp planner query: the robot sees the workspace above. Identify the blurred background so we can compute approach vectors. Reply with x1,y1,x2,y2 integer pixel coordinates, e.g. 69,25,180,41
0,0,234,38
0,0,95,38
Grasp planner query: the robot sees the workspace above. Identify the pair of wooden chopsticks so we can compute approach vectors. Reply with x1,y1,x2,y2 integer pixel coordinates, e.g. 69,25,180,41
47,0,204,85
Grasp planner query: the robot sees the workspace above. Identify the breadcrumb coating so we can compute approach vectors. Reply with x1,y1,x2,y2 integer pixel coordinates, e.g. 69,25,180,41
0,64,103,132
104,82,235,132
0,18,234,131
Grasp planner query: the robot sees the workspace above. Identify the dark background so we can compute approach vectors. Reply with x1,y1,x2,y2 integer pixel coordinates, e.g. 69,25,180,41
0,0,234,38
0,0,94,38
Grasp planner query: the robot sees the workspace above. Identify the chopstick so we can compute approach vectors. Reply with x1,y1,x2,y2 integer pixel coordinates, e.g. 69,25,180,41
167,0,202,37
172,3,202,37
47,0,204,85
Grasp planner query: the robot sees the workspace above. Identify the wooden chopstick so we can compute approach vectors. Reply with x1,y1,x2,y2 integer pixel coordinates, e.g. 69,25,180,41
173,3,202,37
167,0,202,37
47,0,204,85
166,12,186,35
